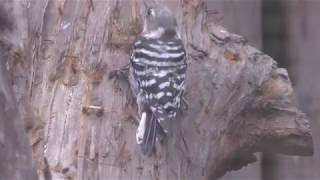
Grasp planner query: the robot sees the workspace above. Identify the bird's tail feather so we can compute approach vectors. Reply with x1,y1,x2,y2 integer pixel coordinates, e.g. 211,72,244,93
141,112,158,156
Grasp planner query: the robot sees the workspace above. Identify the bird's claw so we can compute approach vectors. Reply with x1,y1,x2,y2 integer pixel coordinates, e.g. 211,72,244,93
181,96,189,111
108,64,130,81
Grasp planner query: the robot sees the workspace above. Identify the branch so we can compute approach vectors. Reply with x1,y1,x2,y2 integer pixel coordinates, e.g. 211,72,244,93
177,2,314,179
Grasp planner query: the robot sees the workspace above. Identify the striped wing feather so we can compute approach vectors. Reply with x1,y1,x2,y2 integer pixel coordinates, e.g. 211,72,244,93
130,35,186,133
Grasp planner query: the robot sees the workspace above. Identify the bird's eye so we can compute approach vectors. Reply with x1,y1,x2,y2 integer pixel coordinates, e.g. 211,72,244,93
147,8,154,17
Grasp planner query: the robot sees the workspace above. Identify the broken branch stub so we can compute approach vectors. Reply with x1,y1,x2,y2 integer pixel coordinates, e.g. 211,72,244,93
177,4,313,179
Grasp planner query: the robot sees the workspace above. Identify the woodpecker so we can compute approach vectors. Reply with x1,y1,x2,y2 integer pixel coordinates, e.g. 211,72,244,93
129,5,187,156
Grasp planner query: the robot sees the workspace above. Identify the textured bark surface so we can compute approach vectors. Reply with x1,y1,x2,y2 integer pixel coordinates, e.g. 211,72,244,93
4,0,314,180
209,1,263,179
0,40,38,180
0,1,37,180
0,61,38,180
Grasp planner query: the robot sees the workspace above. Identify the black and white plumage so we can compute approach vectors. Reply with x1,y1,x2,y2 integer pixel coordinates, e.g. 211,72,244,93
129,5,187,156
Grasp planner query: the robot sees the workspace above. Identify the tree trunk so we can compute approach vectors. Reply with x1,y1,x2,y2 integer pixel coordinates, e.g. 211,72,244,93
212,1,263,179
0,1,37,180
7,0,313,179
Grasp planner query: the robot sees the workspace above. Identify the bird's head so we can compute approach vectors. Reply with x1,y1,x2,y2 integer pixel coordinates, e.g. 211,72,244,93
143,5,177,35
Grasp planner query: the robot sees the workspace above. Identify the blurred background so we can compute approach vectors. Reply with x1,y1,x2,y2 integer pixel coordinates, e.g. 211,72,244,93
207,0,319,179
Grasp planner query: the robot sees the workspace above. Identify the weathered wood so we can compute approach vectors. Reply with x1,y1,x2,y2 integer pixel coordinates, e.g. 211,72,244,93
7,0,313,179
0,1,37,180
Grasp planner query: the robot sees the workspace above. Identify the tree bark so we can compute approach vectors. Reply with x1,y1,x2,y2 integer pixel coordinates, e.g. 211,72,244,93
7,0,313,180
0,1,37,180
209,1,263,179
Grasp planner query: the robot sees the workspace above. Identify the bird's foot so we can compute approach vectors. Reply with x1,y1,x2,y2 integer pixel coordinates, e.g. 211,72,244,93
108,64,130,81
181,96,189,112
